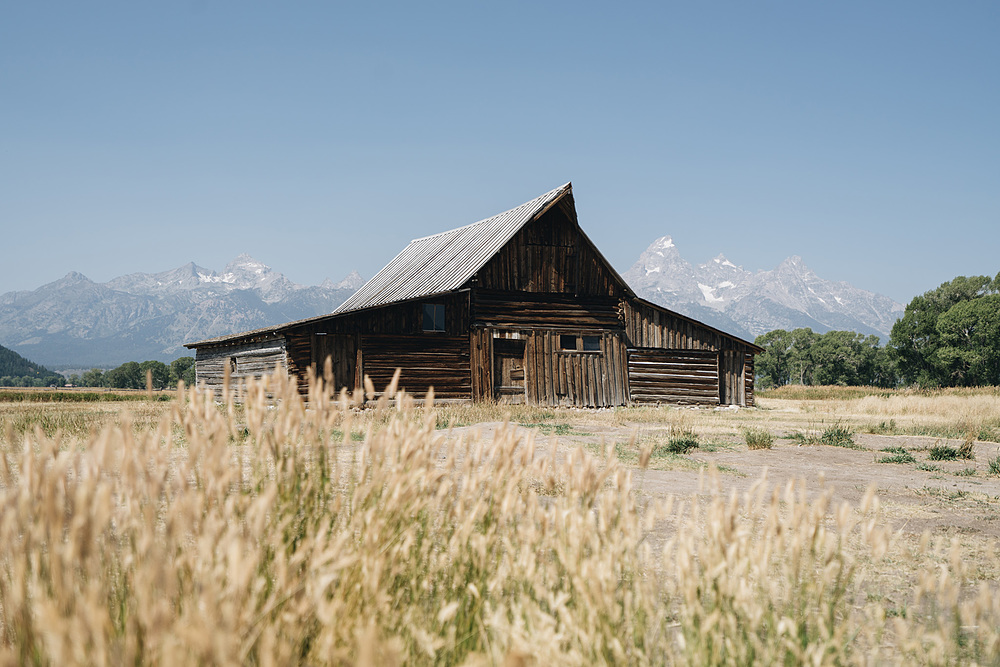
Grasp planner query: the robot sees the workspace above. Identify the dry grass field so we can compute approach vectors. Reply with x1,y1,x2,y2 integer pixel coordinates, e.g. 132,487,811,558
1,378,999,665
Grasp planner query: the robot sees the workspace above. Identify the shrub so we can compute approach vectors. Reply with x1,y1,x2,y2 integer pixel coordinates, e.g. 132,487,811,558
987,454,1000,477
743,427,774,450
929,444,960,461
663,433,699,454
958,432,976,460
821,424,859,449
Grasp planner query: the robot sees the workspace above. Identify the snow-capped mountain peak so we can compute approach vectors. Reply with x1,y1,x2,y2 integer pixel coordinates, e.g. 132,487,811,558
1,258,364,366
623,237,904,339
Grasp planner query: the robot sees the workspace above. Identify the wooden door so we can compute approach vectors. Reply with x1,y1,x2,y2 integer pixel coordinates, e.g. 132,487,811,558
493,338,526,403
313,333,358,393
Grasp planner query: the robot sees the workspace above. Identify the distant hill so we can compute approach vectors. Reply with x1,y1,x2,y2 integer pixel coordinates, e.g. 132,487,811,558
0,256,362,367
0,343,63,386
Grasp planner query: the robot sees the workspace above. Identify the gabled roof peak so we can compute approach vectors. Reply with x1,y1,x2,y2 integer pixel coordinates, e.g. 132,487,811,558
334,182,573,314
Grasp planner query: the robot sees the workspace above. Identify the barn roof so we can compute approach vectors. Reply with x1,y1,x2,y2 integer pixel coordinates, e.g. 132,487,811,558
334,183,572,314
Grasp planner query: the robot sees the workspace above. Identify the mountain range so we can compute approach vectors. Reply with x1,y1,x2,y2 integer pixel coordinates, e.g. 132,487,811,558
0,255,362,367
0,240,905,369
621,236,904,341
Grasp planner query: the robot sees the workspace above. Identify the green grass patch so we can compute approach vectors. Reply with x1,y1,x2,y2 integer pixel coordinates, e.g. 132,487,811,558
331,429,367,442
929,444,960,461
954,467,977,477
786,431,818,446
877,447,916,464
743,427,774,450
517,422,591,437
612,440,701,471
0,389,174,403
758,385,895,400
699,441,738,453
820,425,862,449
864,419,902,435
988,455,1000,477
659,434,699,455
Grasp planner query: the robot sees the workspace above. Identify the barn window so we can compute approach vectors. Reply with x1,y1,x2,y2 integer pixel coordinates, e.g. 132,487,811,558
423,303,445,332
229,357,238,373
560,334,602,352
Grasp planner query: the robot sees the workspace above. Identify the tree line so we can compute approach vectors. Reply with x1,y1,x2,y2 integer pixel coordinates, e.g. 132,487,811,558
0,344,66,387
756,273,1000,389
68,357,196,390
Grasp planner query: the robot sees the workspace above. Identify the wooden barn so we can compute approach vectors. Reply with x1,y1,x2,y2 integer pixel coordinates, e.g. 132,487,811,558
185,183,761,407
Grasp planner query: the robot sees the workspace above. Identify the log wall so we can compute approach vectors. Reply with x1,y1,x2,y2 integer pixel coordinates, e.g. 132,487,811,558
473,290,621,329
194,337,287,400
361,334,471,400
623,299,757,406
628,348,720,406
280,292,471,396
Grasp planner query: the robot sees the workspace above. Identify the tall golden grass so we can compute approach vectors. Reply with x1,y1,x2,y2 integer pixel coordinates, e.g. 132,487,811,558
0,373,997,665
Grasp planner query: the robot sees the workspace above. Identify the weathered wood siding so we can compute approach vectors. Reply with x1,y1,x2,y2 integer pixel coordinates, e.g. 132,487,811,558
471,327,627,407
528,330,628,407
282,292,471,397
718,350,746,406
623,300,724,351
284,333,359,395
628,348,720,405
194,337,287,400
623,299,756,406
472,290,621,329
473,198,623,298
362,334,471,400
188,189,759,408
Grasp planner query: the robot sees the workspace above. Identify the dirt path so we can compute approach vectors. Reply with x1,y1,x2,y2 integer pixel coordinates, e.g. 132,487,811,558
442,420,1000,539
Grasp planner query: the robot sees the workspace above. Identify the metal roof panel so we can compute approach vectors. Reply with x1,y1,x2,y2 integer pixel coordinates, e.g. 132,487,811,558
334,183,572,314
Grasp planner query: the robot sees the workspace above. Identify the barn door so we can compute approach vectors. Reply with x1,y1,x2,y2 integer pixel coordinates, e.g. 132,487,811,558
493,338,527,403
313,333,357,393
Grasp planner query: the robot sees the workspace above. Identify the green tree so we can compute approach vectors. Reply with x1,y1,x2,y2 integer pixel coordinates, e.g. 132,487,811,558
169,357,197,387
935,294,1000,386
810,331,881,386
104,362,144,389
140,360,170,390
80,369,105,387
754,329,794,388
788,328,820,385
890,275,997,386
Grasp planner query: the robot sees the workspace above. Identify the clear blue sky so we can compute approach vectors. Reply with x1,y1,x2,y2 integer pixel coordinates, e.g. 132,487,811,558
2,1,997,304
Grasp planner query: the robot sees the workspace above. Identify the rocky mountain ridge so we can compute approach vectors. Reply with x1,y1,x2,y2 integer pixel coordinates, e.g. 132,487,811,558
1,239,906,369
621,236,904,340
0,256,361,367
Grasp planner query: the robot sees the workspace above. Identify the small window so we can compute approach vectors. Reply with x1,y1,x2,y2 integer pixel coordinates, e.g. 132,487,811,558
423,303,445,332
582,335,601,352
560,334,578,350
229,357,238,373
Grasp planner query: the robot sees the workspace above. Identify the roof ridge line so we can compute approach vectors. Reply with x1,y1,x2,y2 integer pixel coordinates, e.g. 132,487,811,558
408,182,571,244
